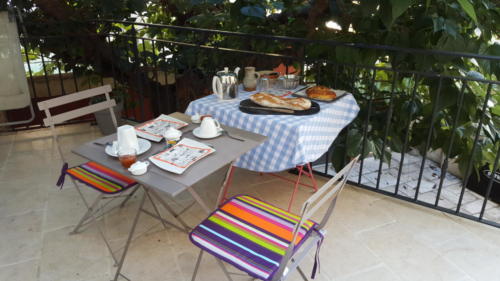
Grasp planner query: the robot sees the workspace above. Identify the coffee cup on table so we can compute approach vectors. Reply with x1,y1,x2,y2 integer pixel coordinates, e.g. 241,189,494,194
199,117,222,138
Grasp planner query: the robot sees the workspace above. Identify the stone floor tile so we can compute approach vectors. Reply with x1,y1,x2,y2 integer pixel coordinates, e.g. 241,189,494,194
358,223,466,281
115,230,184,281
483,207,500,223
461,199,498,216
318,233,382,279
338,265,402,281
43,187,91,233
38,226,111,281
0,179,48,218
333,190,396,234
436,235,500,281
103,191,171,242
0,259,39,281
0,210,43,266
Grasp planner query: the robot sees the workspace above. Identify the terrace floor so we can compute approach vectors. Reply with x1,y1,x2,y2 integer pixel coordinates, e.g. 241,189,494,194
1,124,500,281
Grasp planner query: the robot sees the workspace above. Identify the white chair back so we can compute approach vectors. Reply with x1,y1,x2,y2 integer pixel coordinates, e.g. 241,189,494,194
36,85,117,162
274,156,359,280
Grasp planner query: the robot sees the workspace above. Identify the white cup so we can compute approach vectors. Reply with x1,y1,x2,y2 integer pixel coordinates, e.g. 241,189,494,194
191,113,201,124
199,117,222,137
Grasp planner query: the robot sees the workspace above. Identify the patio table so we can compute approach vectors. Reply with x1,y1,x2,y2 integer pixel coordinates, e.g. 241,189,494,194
71,112,266,281
186,87,360,210
185,87,360,173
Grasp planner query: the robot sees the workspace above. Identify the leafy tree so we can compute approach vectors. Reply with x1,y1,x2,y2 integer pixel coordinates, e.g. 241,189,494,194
4,0,499,177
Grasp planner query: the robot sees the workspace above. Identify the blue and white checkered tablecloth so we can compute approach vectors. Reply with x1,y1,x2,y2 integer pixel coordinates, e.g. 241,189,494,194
185,88,359,172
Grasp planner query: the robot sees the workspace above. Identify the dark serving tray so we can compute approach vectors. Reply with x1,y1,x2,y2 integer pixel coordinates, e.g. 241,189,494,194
238,99,320,115
292,88,349,103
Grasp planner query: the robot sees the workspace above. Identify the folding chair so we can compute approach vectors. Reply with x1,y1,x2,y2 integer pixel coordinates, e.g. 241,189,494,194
37,85,165,264
189,156,359,281
0,10,35,128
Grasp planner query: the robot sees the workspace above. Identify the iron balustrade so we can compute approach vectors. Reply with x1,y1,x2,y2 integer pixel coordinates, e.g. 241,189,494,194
15,19,500,228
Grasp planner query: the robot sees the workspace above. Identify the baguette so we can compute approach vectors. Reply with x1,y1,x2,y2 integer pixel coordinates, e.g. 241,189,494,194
250,92,311,111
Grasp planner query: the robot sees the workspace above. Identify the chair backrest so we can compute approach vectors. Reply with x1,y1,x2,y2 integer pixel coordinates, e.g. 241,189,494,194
37,85,117,162
37,85,117,128
274,156,359,280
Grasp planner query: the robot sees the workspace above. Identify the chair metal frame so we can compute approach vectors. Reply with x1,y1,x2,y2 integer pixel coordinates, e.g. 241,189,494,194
191,156,359,281
37,85,167,265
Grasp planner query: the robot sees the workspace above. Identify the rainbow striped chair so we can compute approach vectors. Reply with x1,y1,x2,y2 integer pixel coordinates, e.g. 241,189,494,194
37,85,141,241
190,156,359,281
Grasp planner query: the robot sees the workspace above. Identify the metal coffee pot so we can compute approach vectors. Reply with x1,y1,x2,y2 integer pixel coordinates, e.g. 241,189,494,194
212,67,240,100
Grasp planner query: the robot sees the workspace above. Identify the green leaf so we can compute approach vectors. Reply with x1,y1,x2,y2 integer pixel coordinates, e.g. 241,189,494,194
456,0,478,25
346,129,363,156
391,0,413,22
492,105,500,116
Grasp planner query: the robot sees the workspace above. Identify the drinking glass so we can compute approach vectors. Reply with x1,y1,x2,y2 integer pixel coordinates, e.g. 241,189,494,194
257,77,270,92
118,147,137,168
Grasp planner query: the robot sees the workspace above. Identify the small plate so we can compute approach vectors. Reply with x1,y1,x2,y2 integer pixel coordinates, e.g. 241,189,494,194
193,127,222,139
105,138,152,157
292,87,349,103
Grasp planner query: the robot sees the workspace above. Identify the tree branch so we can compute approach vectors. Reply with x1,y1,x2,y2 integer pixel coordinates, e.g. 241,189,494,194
305,0,330,38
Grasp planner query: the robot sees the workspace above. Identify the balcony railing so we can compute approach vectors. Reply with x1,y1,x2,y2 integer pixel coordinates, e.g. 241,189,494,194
12,19,500,228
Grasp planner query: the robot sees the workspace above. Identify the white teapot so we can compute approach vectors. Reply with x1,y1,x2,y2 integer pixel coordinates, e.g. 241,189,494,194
212,67,240,100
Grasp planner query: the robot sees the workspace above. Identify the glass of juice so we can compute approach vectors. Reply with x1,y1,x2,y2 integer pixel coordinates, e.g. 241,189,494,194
118,147,137,169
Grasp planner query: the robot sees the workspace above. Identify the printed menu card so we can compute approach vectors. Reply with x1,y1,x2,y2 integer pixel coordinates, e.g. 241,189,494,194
149,138,215,174
135,114,188,142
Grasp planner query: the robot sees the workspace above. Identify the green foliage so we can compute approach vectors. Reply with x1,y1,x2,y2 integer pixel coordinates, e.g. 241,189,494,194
13,0,500,177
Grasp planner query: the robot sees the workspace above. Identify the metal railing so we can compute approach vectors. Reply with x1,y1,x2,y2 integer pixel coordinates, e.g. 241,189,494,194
16,19,500,228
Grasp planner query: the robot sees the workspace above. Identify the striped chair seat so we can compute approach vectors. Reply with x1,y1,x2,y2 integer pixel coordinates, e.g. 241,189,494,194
189,195,318,281
62,162,137,194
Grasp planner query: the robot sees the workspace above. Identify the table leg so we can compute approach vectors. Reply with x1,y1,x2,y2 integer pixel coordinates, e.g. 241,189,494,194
187,186,212,214
304,163,318,191
112,189,146,281
189,162,237,214
144,188,168,230
288,165,305,211
148,188,191,232
215,164,235,207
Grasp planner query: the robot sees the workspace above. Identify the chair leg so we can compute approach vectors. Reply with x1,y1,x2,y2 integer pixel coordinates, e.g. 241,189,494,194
112,190,146,281
71,178,91,208
70,193,104,235
95,198,120,266
119,185,140,208
297,265,309,281
215,258,235,281
191,250,204,281
70,192,119,265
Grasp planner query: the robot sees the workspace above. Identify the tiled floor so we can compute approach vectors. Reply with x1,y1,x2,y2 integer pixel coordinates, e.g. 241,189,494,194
314,154,500,223
1,124,500,281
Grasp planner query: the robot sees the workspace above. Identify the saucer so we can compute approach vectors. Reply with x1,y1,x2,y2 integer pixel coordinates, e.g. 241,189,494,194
105,138,151,157
193,127,222,139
